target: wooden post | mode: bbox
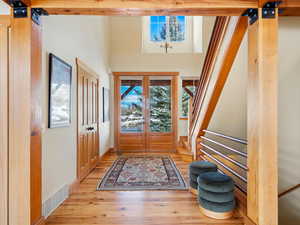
[9,8,44,225]
[247,8,278,225]
[0,15,11,225]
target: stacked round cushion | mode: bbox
[197,171,236,218]
[189,161,218,192]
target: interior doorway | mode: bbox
[76,59,100,181]
[114,72,179,153]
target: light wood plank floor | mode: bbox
[45,153,244,225]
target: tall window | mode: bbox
[150,16,186,43]
[181,80,199,117]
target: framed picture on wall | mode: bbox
[103,87,110,122]
[48,53,72,128]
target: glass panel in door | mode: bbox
[149,79,172,132]
[120,79,144,133]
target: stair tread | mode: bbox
[177,146,193,155]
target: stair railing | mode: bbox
[190,16,230,136]
[198,129,248,193]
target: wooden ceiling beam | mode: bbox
[280,0,300,16]
[30,0,257,16]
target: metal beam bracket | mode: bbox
[31,8,49,25]
[243,1,282,25]
[9,0,28,18]
[262,1,282,19]
[242,8,258,25]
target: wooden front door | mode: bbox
[114,73,178,153]
[77,59,99,181]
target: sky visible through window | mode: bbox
[150,16,185,42]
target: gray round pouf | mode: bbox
[189,161,218,175]
[190,180,198,190]
[198,197,236,213]
[198,187,234,203]
[197,172,234,193]
[189,173,199,182]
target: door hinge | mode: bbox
[243,1,282,25]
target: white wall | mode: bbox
[278,17,300,225]
[41,16,111,205]
[110,16,216,138]
[0,1,10,15]
[110,16,214,76]
[207,34,247,140]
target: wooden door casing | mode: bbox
[114,73,179,153]
[77,59,99,181]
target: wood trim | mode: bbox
[247,9,278,225]
[76,58,98,79]
[144,76,150,152]
[32,217,45,225]
[114,75,121,153]
[99,147,115,162]
[113,72,179,76]
[69,179,80,195]
[0,16,10,225]
[278,184,300,198]
[30,19,43,225]
[180,117,188,120]
[9,14,32,225]
[172,76,179,151]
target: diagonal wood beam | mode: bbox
[192,16,248,141]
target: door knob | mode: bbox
[86,127,94,131]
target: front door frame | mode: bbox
[113,72,179,153]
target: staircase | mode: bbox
[177,136,193,162]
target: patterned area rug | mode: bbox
[97,156,187,191]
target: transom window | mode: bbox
[142,16,202,54]
[150,16,186,43]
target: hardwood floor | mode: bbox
[45,153,244,225]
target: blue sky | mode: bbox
[150,16,185,42]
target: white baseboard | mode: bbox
[42,184,69,218]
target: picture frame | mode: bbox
[48,53,72,128]
[103,87,110,122]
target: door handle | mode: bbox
[86,127,94,131]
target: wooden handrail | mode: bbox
[278,184,300,198]
[203,130,247,145]
[191,17,229,120]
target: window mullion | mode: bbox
[166,16,170,43]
